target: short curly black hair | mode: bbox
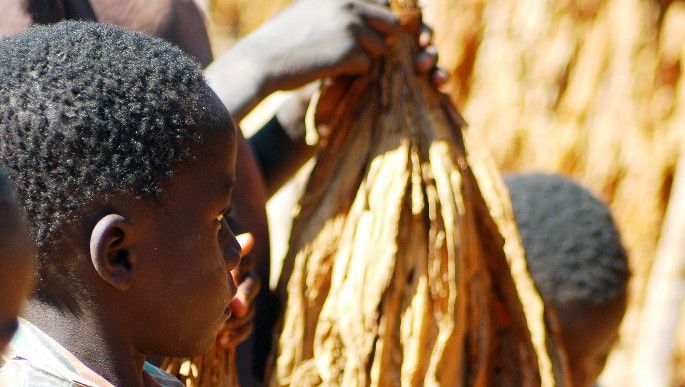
[0,21,228,303]
[505,173,629,307]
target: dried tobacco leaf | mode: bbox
[164,347,239,387]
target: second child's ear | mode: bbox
[89,214,137,291]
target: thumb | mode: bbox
[235,233,254,258]
[228,296,249,318]
[229,273,260,318]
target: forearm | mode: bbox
[203,0,398,122]
[204,38,271,122]
[206,49,314,196]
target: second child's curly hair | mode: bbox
[505,173,629,307]
[0,21,228,304]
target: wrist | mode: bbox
[204,42,270,121]
[233,26,287,95]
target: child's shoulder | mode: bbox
[0,318,183,387]
[0,318,100,386]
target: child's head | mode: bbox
[505,173,629,387]
[0,21,241,356]
[0,167,34,351]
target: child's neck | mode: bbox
[23,298,149,387]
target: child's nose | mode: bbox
[223,239,242,273]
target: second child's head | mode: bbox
[0,21,242,357]
[505,173,629,387]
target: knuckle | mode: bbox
[251,275,262,292]
[344,17,361,34]
[241,261,256,273]
[342,0,357,11]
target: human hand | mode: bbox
[415,24,450,86]
[207,0,447,121]
[216,233,261,348]
[237,0,402,92]
[228,232,256,285]
[269,21,449,141]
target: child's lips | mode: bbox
[223,276,238,319]
[227,256,240,273]
[225,246,241,273]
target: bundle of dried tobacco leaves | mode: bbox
[163,346,238,387]
[268,1,566,386]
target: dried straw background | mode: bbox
[204,0,685,385]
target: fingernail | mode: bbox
[235,233,252,246]
[229,297,248,318]
[235,233,254,255]
[434,69,450,85]
[419,32,430,47]
[419,34,430,47]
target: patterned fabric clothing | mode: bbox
[0,318,182,386]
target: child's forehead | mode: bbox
[0,200,26,234]
[161,132,235,202]
[195,111,237,159]
[0,220,33,266]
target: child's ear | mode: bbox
[89,214,136,291]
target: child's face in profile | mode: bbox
[0,202,34,351]
[556,295,627,387]
[120,118,242,357]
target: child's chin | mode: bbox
[168,336,217,358]
[160,312,227,357]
